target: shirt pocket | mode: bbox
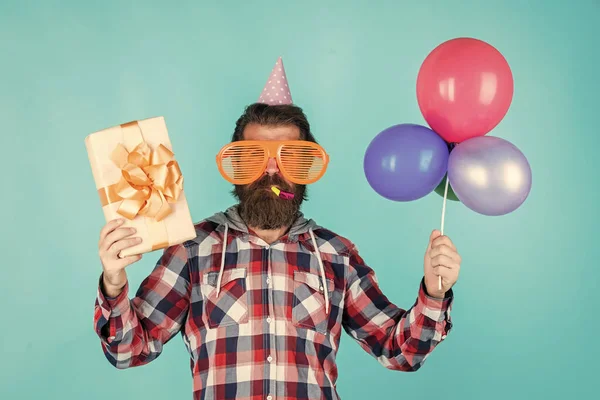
[201,267,249,328]
[292,270,334,335]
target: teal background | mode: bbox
[1,0,598,398]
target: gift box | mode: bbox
[85,117,196,257]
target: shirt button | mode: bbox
[267,356,273,363]
[267,396,272,400]
[319,286,324,292]
[266,277,271,285]
[266,317,272,324]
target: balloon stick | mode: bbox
[439,175,450,291]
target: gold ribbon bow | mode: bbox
[106,141,183,221]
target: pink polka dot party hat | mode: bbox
[258,57,293,105]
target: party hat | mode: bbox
[258,57,293,105]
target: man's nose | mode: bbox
[265,157,280,175]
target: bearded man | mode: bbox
[93,58,461,400]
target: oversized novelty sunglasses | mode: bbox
[216,140,329,185]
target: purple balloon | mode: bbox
[364,123,449,201]
[448,136,532,216]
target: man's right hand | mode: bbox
[99,218,143,298]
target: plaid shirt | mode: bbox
[94,206,453,400]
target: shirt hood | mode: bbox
[206,204,320,240]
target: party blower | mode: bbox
[364,38,532,291]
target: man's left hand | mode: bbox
[423,230,461,299]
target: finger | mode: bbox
[432,266,449,279]
[429,229,442,242]
[432,235,456,251]
[430,245,461,263]
[115,253,143,269]
[108,237,143,257]
[101,227,137,253]
[432,266,455,286]
[99,219,124,243]
[427,230,442,252]
[433,264,459,284]
[431,254,457,269]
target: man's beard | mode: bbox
[232,174,307,230]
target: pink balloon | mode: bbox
[416,38,514,143]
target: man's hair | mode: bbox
[231,103,318,143]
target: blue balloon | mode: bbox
[363,123,449,201]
